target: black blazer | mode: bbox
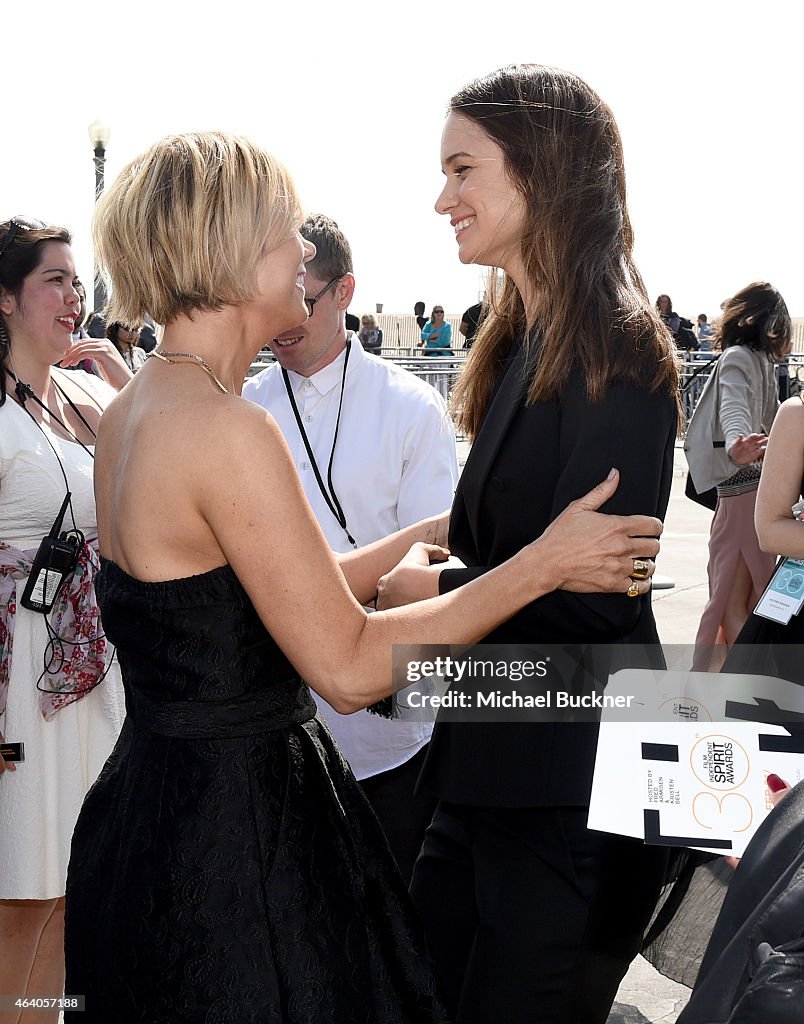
[420,342,677,806]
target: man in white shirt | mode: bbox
[243,214,458,882]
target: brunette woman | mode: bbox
[380,65,680,1024]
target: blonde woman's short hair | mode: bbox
[93,131,303,326]
[361,313,377,328]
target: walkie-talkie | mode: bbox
[20,493,82,613]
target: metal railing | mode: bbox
[247,349,469,436]
[382,353,467,403]
[679,352,803,430]
[249,348,803,440]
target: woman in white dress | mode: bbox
[0,217,131,1022]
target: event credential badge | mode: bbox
[753,557,804,625]
[588,669,804,858]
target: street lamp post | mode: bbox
[88,119,111,317]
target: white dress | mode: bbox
[0,378,125,899]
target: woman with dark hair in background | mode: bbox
[688,282,790,669]
[656,293,681,335]
[380,64,680,1023]
[0,217,128,1022]
[657,294,698,350]
[107,321,147,373]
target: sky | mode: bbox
[3,0,802,320]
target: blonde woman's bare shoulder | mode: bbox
[188,392,292,463]
[195,389,286,434]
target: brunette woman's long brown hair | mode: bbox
[449,65,679,439]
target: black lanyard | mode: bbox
[5,368,100,542]
[7,369,97,459]
[281,339,357,549]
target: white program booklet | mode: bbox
[588,669,804,857]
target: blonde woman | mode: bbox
[62,132,660,1022]
[357,311,383,355]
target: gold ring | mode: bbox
[626,581,640,598]
[632,559,650,580]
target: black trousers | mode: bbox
[360,744,437,885]
[410,801,668,1024]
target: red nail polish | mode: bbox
[767,773,788,794]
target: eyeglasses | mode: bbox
[0,216,46,259]
[304,277,341,316]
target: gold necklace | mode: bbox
[147,350,229,395]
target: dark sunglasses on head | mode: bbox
[0,216,47,259]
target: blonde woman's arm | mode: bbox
[199,405,659,714]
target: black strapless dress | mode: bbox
[65,563,448,1024]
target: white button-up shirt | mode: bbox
[243,339,458,778]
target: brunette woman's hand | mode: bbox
[376,543,450,610]
[536,469,661,596]
[60,339,134,391]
